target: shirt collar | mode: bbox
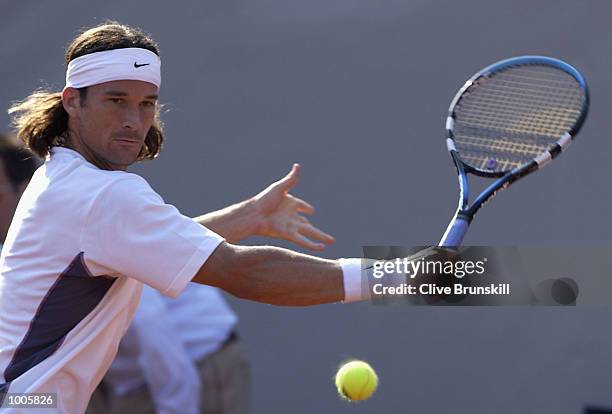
[49,146,90,163]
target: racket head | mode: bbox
[446,56,589,177]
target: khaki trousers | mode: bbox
[86,340,250,414]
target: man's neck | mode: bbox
[64,134,124,171]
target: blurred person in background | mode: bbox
[87,283,249,414]
[0,132,38,250]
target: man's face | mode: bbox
[64,80,159,170]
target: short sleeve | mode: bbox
[82,174,224,297]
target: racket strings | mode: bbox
[458,92,582,111]
[486,75,583,93]
[456,113,576,138]
[456,108,578,132]
[459,86,583,115]
[455,128,558,171]
[457,134,548,156]
[458,85,583,136]
[452,64,585,173]
[460,153,523,172]
[490,67,580,85]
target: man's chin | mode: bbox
[112,155,139,170]
[105,150,141,171]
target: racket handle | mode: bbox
[439,216,469,247]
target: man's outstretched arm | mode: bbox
[193,242,354,306]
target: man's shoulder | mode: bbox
[47,147,151,188]
[72,166,149,189]
[33,163,155,217]
[75,171,155,207]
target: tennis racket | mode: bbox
[439,56,589,247]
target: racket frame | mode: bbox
[439,56,589,247]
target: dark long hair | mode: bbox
[8,21,164,160]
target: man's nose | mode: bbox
[121,106,142,131]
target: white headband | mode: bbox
[64,47,161,90]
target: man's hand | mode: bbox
[252,164,334,251]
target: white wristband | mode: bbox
[339,258,366,303]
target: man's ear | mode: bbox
[61,88,81,117]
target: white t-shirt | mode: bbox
[0,147,224,414]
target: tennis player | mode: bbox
[0,21,366,413]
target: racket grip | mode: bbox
[439,216,469,247]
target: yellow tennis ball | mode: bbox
[335,360,378,402]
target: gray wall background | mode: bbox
[2,1,612,413]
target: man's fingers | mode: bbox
[298,222,335,244]
[289,195,315,215]
[289,232,326,251]
[275,163,300,192]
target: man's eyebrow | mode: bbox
[103,91,158,100]
[103,91,128,97]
